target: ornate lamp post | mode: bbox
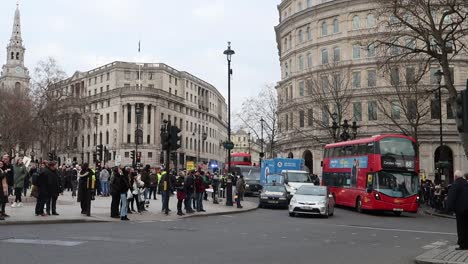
[223,42,235,206]
[260,117,265,164]
[434,69,445,179]
[331,112,359,142]
[135,104,143,169]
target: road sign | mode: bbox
[115,155,122,166]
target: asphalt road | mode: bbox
[0,201,456,264]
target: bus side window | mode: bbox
[367,143,375,154]
[357,145,366,155]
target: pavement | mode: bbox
[421,204,456,220]
[415,246,468,264]
[1,190,257,225]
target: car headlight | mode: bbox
[318,200,326,206]
[260,195,268,199]
[279,197,287,200]
[290,198,297,204]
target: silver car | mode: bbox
[288,185,335,218]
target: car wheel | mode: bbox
[259,204,263,209]
[356,197,363,213]
[289,212,295,217]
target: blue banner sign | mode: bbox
[329,156,368,169]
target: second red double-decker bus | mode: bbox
[227,152,252,168]
[322,134,419,215]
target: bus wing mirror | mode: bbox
[366,187,373,193]
[321,161,323,167]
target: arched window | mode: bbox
[298,55,304,71]
[321,49,329,64]
[106,131,109,145]
[352,16,360,30]
[367,14,376,28]
[15,82,20,91]
[333,19,340,33]
[298,30,303,43]
[16,52,19,60]
[321,22,328,36]
[285,62,289,77]
[307,27,312,40]
[307,53,312,68]
[11,52,14,60]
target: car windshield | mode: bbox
[264,186,285,192]
[286,172,311,183]
[296,186,327,196]
[240,167,260,180]
[374,171,419,198]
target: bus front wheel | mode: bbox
[356,197,363,213]
[393,211,402,216]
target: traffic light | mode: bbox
[96,144,103,161]
[170,125,182,151]
[92,152,97,163]
[130,150,136,164]
[48,152,53,161]
[170,152,177,161]
[456,90,468,133]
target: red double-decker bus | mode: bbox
[226,152,252,169]
[322,134,419,215]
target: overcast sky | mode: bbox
[0,0,281,113]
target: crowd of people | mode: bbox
[0,153,247,221]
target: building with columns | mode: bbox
[0,4,30,92]
[52,61,228,168]
[275,0,468,182]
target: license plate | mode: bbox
[268,200,278,204]
[246,184,250,187]
[303,206,313,210]
[393,208,403,212]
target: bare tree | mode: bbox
[371,63,434,153]
[236,84,278,158]
[30,57,68,158]
[372,0,468,157]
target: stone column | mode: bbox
[122,104,127,144]
[131,103,136,144]
[142,104,147,146]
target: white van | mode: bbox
[281,170,315,194]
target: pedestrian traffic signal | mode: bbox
[456,90,468,133]
[170,152,177,161]
[161,130,170,150]
[92,152,97,163]
[96,144,103,161]
[48,152,54,161]
[130,150,136,163]
[170,125,182,151]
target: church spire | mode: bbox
[9,1,23,47]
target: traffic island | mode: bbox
[415,245,468,264]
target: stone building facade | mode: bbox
[275,0,468,181]
[53,61,228,168]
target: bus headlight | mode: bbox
[374,193,381,200]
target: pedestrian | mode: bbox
[236,174,246,209]
[12,157,28,208]
[149,168,158,200]
[70,165,78,197]
[109,166,122,218]
[212,172,220,204]
[195,172,206,212]
[77,163,94,216]
[184,170,195,214]
[175,171,186,216]
[2,154,14,197]
[141,165,151,205]
[159,170,173,215]
[120,166,131,221]
[0,161,7,220]
[27,163,37,197]
[448,170,468,250]
[99,165,110,197]
[35,161,49,217]
[45,161,61,216]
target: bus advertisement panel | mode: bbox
[322,134,419,215]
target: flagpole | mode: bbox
[138,41,141,89]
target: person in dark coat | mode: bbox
[159,171,173,215]
[2,154,14,197]
[448,170,468,250]
[184,171,195,214]
[0,161,7,220]
[45,161,61,215]
[175,172,186,216]
[110,166,122,218]
[78,163,94,216]
[35,161,50,216]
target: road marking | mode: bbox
[2,239,84,247]
[336,225,456,236]
[221,215,233,218]
[69,236,144,244]
[422,241,449,250]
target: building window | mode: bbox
[307,0,312,7]
[106,113,110,125]
[367,44,376,57]
[298,55,304,71]
[285,62,289,77]
[124,71,130,80]
[307,53,312,68]
[127,104,132,123]
[391,101,401,119]
[367,14,376,27]
[353,102,362,121]
[321,22,328,36]
[447,102,454,119]
[127,134,131,143]
[390,67,400,86]
[407,99,417,120]
[352,15,360,30]
[147,135,151,144]
[308,109,313,126]
[114,112,117,123]
[368,101,378,121]
[367,70,376,87]
[333,47,341,62]
[299,81,305,96]
[285,114,289,131]
[298,30,303,44]
[106,72,110,81]
[352,45,361,59]
[124,152,129,158]
[352,72,361,89]
[431,100,441,119]
[333,19,339,33]
[147,105,152,124]
[322,105,329,126]
[106,131,109,144]
[299,110,305,128]
[307,27,312,40]
[321,49,329,64]
[148,152,153,158]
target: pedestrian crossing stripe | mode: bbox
[1,239,84,247]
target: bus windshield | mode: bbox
[231,156,251,163]
[379,137,415,156]
[374,171,418,198]
[286,172,312,183]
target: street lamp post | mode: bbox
[434,69,444,178]
[135,104,143,169]
[247,132,251,154]
[260,117,265,164]
[94,113,99,167]
[193,126,207,166]
[223,41,235,206]
[331,112,359,142]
